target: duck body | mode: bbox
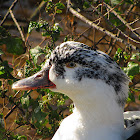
[52,107,124,140]
[12,41,140,140]
[52,79,125,140]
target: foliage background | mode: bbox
[0,0,140,139]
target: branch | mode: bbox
[4,90,31,120]
[29,1,47,21]
[67,2,138,51]
[9,10,25,42]
[104,2,140,41]
[125,0,137,17]
[4,103,20,120]
[92,0,124,24]
[0,0,18,26]
[84,0,140,45]
[128,18,140,26]
[133,27,140,32]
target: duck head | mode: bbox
[12,41,129,107]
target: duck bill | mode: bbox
[12,67,56,90]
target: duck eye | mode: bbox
[66,62,76,68]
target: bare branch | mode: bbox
[29,1,47,21]
[133,27,140,31]
[67,2,138,51]
[93,0,124,23]
[9,10,25,42]
[125,0,137,17]
[104,2,140,40]
[0,0,18,26]
[128,18,140,26]
[85,0,140,45]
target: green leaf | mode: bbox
[38,20,49,29]
[0,113,4,128]
[108,13,123,27]
[32,106,47,129]
[0,26,25,55]
[114,48,123,62]
[21,95,30,109]
[104,0,110,3]
[55,2,65,9]
[17,135,27,140]
[83,1,90,9]
[0,49,4,55]
[30,46,45,64]
[0,66,5,75]
[56,9,62,14]
[130,53,140,61]
[127,92,135,102]
[8,80,12,85]
[124,62,139,76]
[28,21,38,34]
[124,0,133,4]
[64,36,68,42]
[0,26,10,38]
[42,31,50,37]
[0,37,25,55]
[139,95,140,100]
[0,61,13,79]
[111,0,122,5]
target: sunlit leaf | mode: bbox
[0,49,4,55]
[124,62,139,76]
[0,61,13,79]
[127,92,135,102]
[56,9,62,13]
[21,95,30,109]
[55,2,65,9]
[30,46,45,64]
[28,21,38,34]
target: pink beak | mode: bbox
[12,67,56,90]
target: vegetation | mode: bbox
[0,0,139,139]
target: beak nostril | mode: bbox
[35,74,42,78]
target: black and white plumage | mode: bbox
[48,41,128,106]
[12,41,140,140]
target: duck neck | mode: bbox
[73,98,124,127]
[70,81,125,134]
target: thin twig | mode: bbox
[67,2,137,51]
[104,2,140,40]
[125,0,137,17]
[4,91,31,120]
[0,0,18,26]
[74,27,92,41]
[93,0,124,23]
[29,1,47,21]
[133,27,140,31]
[85,0,124,30]
[9,9,25,42]
[93,28,96,49]
[85,0,140,44]
[107,38,114,54]
[4,103,20,120]
[95,1,139,50]
[128,18,139,26]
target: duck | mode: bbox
[12,41,140,140]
